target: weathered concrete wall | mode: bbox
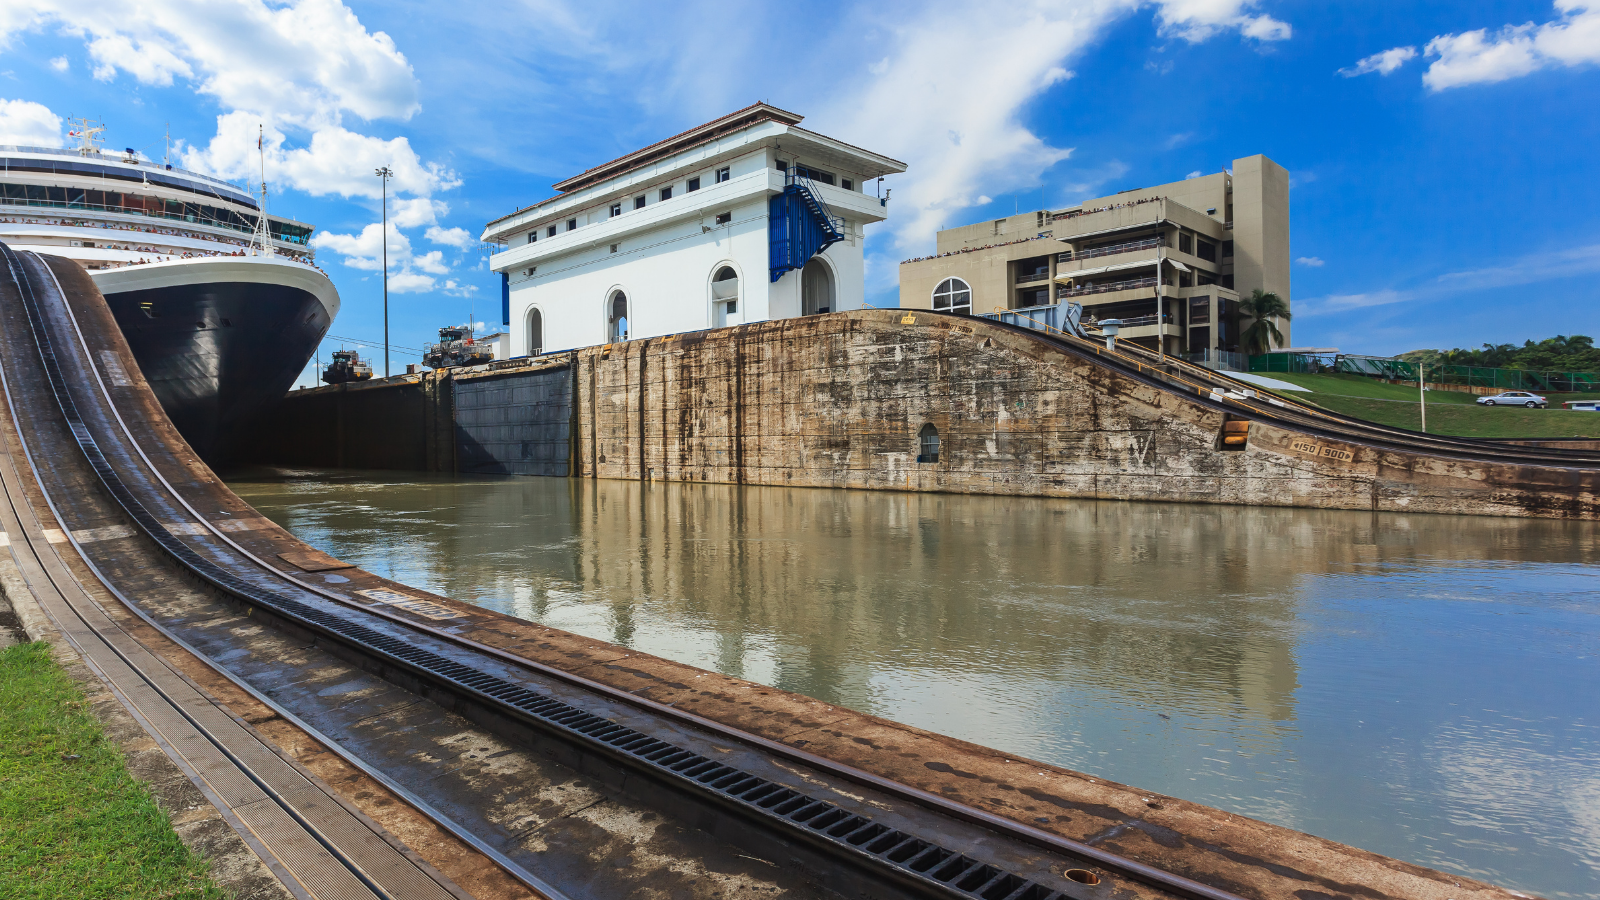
[243,371,452,471]
[249,310,1600,518]
[453,360,575,477]
[569,309,1599,518]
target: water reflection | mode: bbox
[227,469,1600,899]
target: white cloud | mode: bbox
[1154,0,1291,43]
[2,1,449,198]
[1,0,418,125]
[815,0,1290,253]
[184,112,456,201]
[426,226,474,249]
[1185,170,1203,179]
[1423,1,1600,91]
[1340,45,1417,77]
[412,249,449,275]
[311,221,406,272]
[387,271,435,293]
[0,97,60,145]
[312,220,460,292]
[1298,241,1600,316]
[1164,131,1194,149]
[87,32,192,84]
[48,55,67,71]
[1296,256,1325,266]
[441,279,478,297]
[390,197,448,228]
[814,1,1121,251]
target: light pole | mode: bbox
[1418,360,1427,433]
[375,166,393,377]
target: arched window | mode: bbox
[917,424,940,463]
[932,278,972,315]
[608,290,629,342]
[712,266,739,327]
[527,308,543,357]
[801,258,834,316]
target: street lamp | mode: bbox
[375,165,393,377]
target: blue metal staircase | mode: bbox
[768,168,844,283]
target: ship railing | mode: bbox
[0,196,310,246]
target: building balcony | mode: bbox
[1058,236,1164,263]
[1014,269,1051,284]
[1059,275,1157,297]
[1122,324,1183,342]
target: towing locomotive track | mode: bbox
[0,246,1220,900]
[0,242,1547,900]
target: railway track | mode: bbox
[0,246,1287,898]
[986,312,1600,469]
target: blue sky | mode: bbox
[1,0,1597,381]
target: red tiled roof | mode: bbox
[552,102,803,193]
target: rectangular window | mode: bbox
[610,202,622,217]
[566,218,577,231]
[794,165,835,185]
[1198,272,1217,286]
[1221,240,1234,258]
[1189,297,1210,324]
[687,176,700,192]
[1196,239,1216,262]
[715,211,731,225]
[527,232,537,244]
[1179,233,1192,254]
[634,195,646,210]
[716,166,730,183]
[1221,274,1234,289]
[841,178,853,191]
[1188,326,1211,354]
[547,225,556,237]
[726,300,737,313]
[609,243,619,253]
[776,158,788,172]
[659,187,672,201]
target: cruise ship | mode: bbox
[0,122,339,463]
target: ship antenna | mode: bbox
[251,124,272,257]
[67,117,106,156]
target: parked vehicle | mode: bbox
[1476,391,1547,408]
[1562,400,1600,411]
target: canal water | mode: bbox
[227,468,1600,899]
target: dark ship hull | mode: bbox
[93,257,338,464]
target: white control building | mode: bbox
[482,104,905,357]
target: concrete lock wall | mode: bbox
[248,310,1599,518]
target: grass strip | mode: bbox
[0,641,224,900]
[1249,373,1600,439]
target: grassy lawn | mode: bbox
[0,642,223,900]
[1245,372,1600,439]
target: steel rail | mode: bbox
[5,246,566,900]
[16,248,1259,900]
[0,247,460,900]
[969,308,1600,469]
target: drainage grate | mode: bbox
[6,244,1080,900]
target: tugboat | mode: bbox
[422,325,493,370]
[321,349,373,384]
[0,119,339,463]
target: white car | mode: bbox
[1476,391,1547,408]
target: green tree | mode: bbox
[1238,289,1291,356]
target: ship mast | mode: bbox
[251,124,272,256]
[66,118,105,156]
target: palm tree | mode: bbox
[1238,289,1291,356]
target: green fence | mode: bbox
[1249,353,1319,374]
[1248,354,1600,392]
